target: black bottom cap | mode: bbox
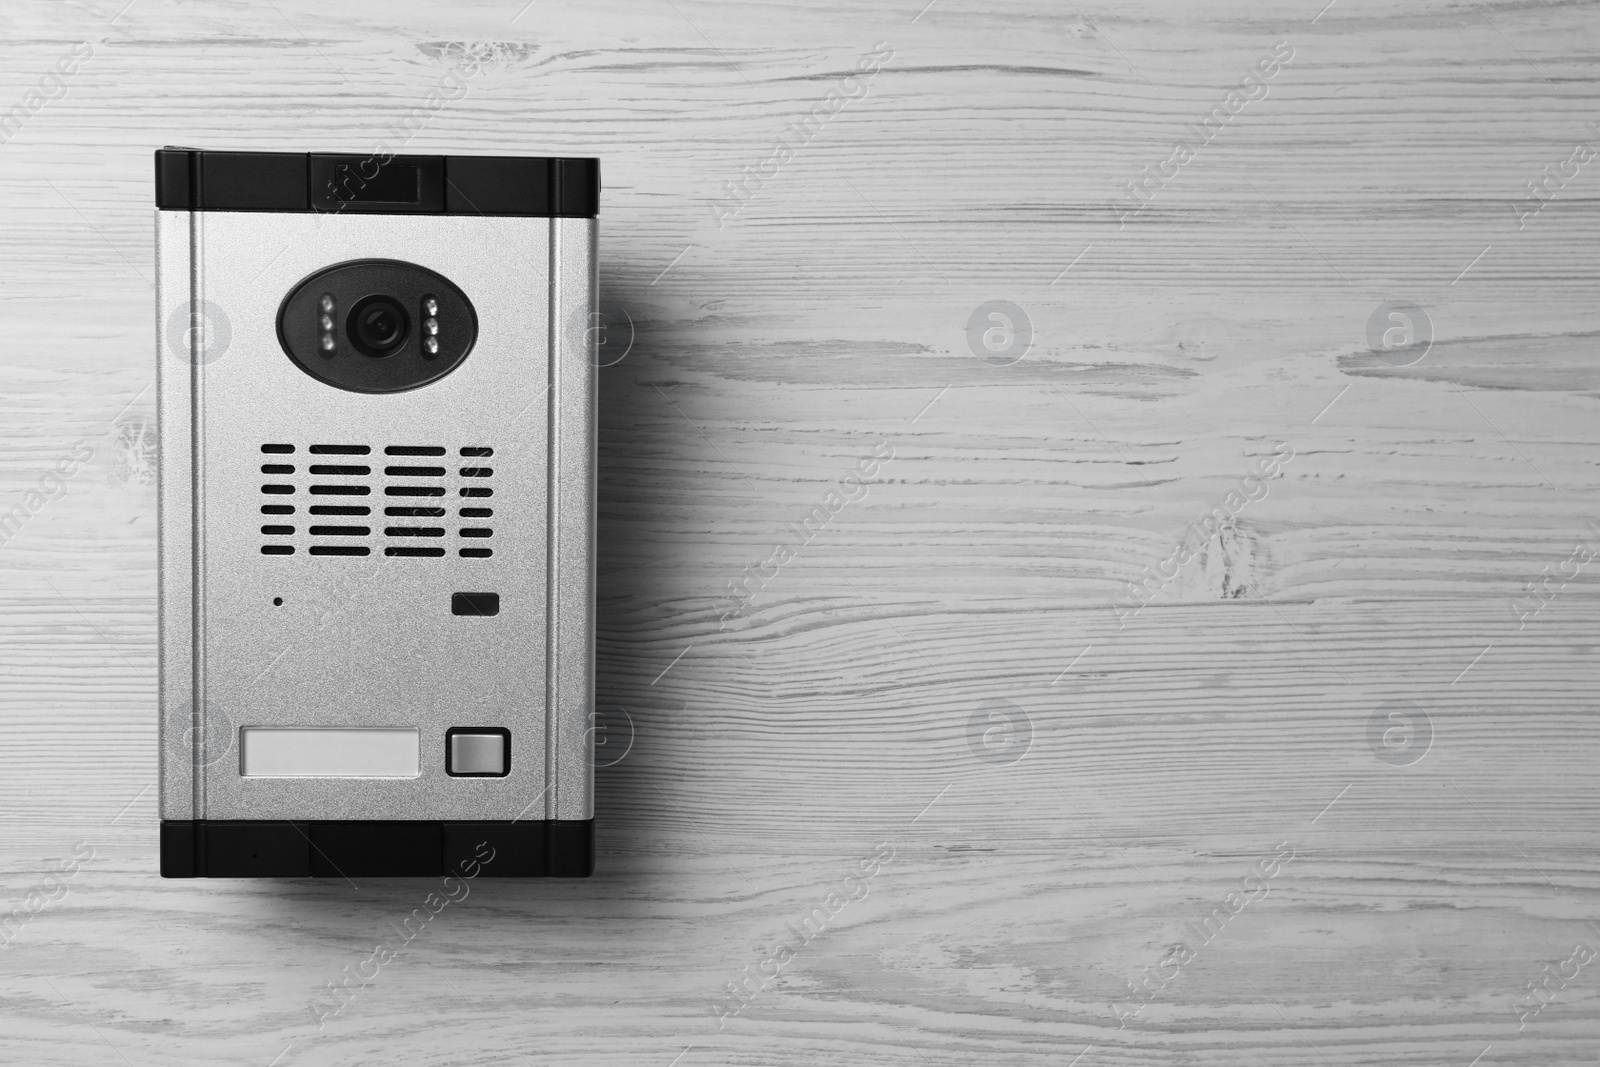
[160,820,593,878]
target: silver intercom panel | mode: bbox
[156,149,597,877]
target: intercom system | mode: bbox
[156,149,598,877]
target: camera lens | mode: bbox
[347,296,410,357]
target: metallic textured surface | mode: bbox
[158,209,595,823]
[548,217,598,821]
[155,209,195,821]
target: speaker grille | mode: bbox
[258,444,495,558]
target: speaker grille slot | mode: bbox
[259,443,496,558]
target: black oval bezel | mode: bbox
[276,258,478,394]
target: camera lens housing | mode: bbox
[348,296,410,357]
[277,259,477,393]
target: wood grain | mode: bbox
[1,0,1598,1063]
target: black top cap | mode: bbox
[154,148,600,217]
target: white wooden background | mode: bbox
[1,0,1598,1063]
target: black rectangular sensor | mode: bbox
[308,154,444,212]
[345,163,419,203]
[452,592,499,617]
